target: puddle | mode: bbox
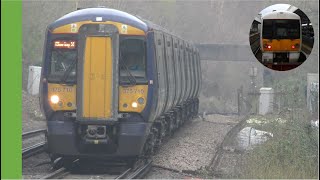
[235,126,273,151]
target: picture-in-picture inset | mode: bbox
[249,4,314,71]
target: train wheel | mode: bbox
[168,115,175,137]
[154,122,163,150]
[174,111,179,130]
[181,107,186,124]
[143,127,157,157]
[196,101,199,116]
[127,158,138,169]
[176,110,182,129]
[193,102,197,118]
[49,153,58,163]
[51,156,75,169]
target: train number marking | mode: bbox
[89,73,108,80]
[123,89,144,94]
[51,87,73,92]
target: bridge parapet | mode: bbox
[196,44,256,62]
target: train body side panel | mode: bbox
[179,40,186,104]
[140,31,157,122]
[153,31,167,117]
[182,42,188,102]
[191,49,196,98]
[164,34,175,111]
[192,50,198,99]
[185,44,191,100]
[172,37,181,107]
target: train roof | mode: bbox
[262,10,300,20]
[48,7,196,49]
[48,8,148,32]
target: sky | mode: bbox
[259,4,292,16]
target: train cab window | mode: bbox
[262,20,273,39]
[119,36,146,83]
[263,19,300,39]
[49,40,77,82]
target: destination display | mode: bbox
[53,40,76,49]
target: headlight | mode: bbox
[50,95,59,104]
[132,102,138,108]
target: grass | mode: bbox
[240,113,319,179]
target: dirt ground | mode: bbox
[22,90,46,133]
[22,114,245,179]
[146,114,244,179]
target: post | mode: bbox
[259,87,274,115]
[237,86,243,116]
[27,66,42,95]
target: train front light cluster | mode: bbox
[132,97,145,108]
[132,102,138,108]
[263,44,272,50]
[291,44,300,49]
[50,95,60,104]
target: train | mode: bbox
[260,10,302,64]
[40,7,201,165]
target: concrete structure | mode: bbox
[27,66,42,95]
[259,87,274,115]
[196,44,255,62]
[307,73,319,114]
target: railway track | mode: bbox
[22,129,47,159]
[22,141,46,159]
[41,159,152,179]
[42,166,71,179]
[249,33,261,57]
[23,128,46,139]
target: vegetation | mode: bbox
[240,74,319,179]
[241,115,318,179]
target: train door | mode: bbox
[173,38,181,107]
[182,42,189,102]
[164,34,175,111]
[154,31,167,117]
[77,24,119,121]
[178,40,185,104]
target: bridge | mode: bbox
[196,44,256,62]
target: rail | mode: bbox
[41,159,152,179]
[22,128,46,139]
[22,141,46,159]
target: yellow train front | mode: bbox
[40,7,201,163]
[260,11,302,67]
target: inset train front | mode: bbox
[40,7,201,163]
[260,11,301,66]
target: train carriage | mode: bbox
[40,7,201,164]
[260,10,302,64]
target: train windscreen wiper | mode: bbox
[60,58,77,84]
[119,55,137,86]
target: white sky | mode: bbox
[259,4,291,16]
